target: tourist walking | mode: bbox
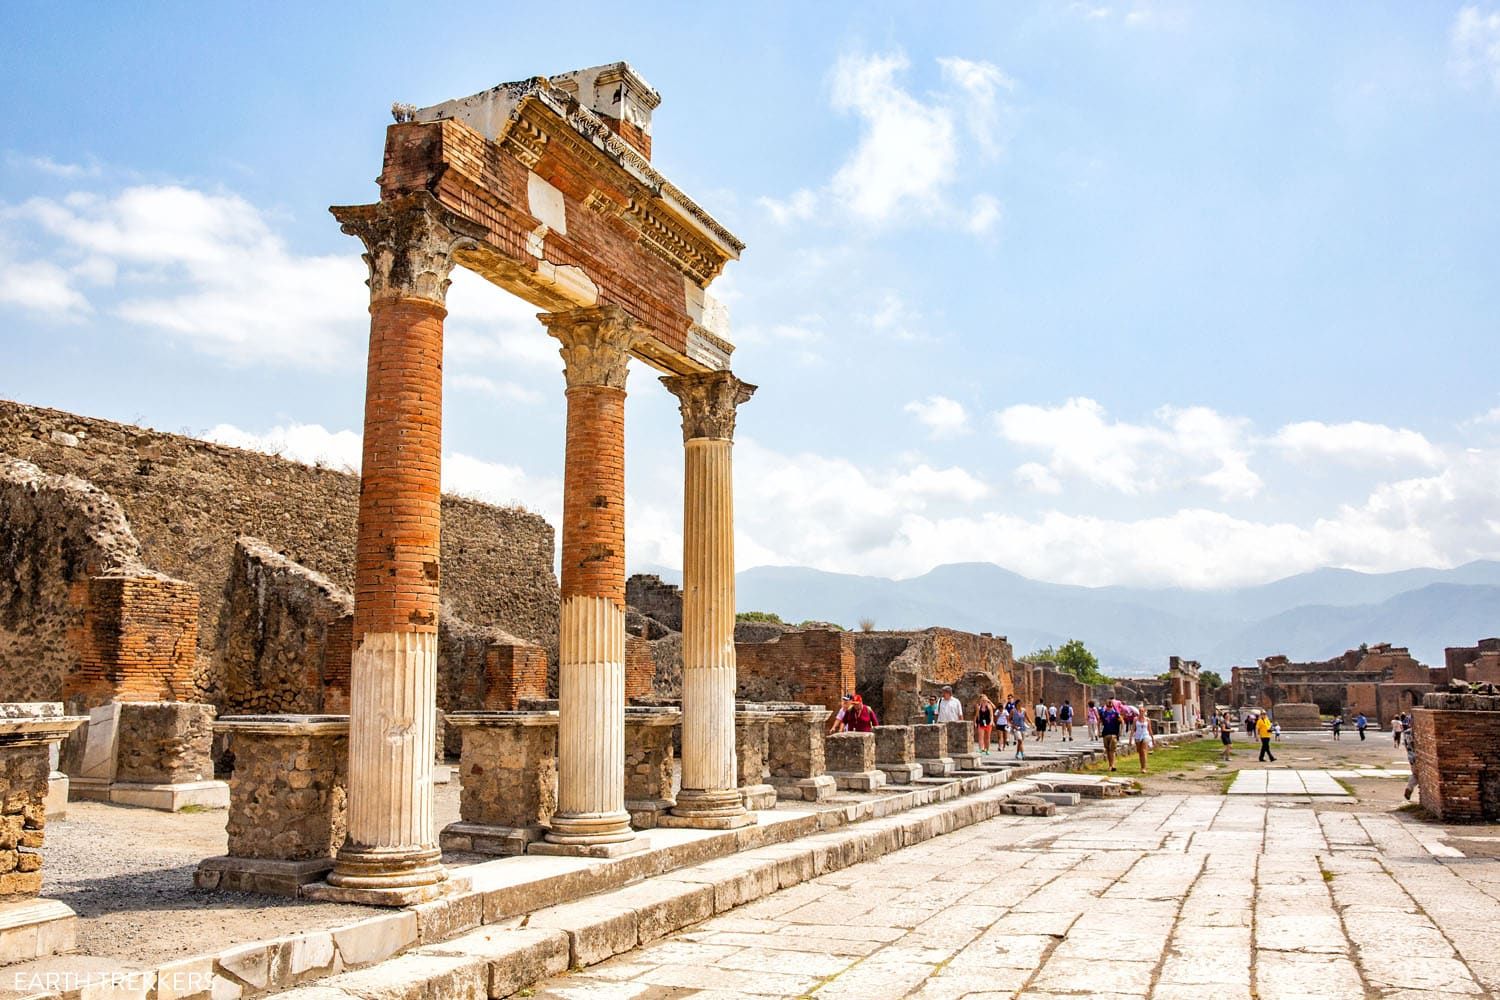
[829,693,854,734]
[1391,715,1403,747]
[1086,700,1099,740]
[1331,715,1342,740]
[996,701,1010,750]
[922,693,939,724]
[1010,702,1028,760]
[1132,708,1152,772]
[1402,712,1419,801]
[1356,713,1368,740]
[974,694,995,754]
[845,695,878,732]
[935,686,963,723]
[1099,699,1123,771]
[1059,700,1074,741]
[1219,713,1234,760]
[1034,700,1048,742]
[1256,711,1276,762]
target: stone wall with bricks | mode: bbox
[625,574,683,632]
[1228,644,1433,719]
[1413,692,1500,822]
[114,701,216,783]
[737,629,855,711]
[1445,639,1500,685]
[0,399,560,703]
[858,628,1016,724]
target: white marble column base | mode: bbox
[0,899,76,965]
[830,770,888,792]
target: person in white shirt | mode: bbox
[1035,701,1049,741]
[935,686,963,723]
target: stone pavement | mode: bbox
[1227,769,1351,796]
[528,792,1500,999]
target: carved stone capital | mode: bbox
[661,371,756,441]
[331,193,485,306]
[540,305,641,390]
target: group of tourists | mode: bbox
[930,688,1036,760]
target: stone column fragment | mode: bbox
[734,706,777,810]
[532,306,644,858]
[660,372,756,830]
[766,705,836,802]
[825,732,887,792]
[318,194,483,904]
[944,719,983,771]
[624,707,680,828]
[874,725,923,785]
[440,711,557,856]
[913,723,955,777]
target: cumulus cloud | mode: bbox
[904,395,969,437]
[994,397,1261,500]
[1272,420,1442,469]
[760,50,1008,232]
[0,258,91,315]
[1452,5,1500,93]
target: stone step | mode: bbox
[1034,791,1082,806]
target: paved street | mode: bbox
[531,783,1500,999]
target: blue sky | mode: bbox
[3,1,1499,588]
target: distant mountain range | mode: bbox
[638,560,1500,674]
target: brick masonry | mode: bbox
[1413,694,1500,822]
[737,630,855,711]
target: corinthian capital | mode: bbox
[661,371,756,441]
[540,305,641,389]
[331,193,484,306]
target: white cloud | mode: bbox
[0,258,90,315]
[8,154,103,179]
[205,422,363,472]
[891,463,989,503]
[451,373,544,404]
[1015,462,1063,495]
[1452,5,1500,93]
[760,51,1007,233]
[994,397,1261,500]
[1272,420,1442,469]
[904,395,969,437]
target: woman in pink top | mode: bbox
[1085,701,1100,740]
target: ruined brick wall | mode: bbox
[437,615,548,755]
[1446,639,1500,683]
[1413,695,1500,822]
[861,628,1016,724]
[0,399,560,700]
[1,456,197,706]
[625,574,682,632]
[217,537,353,715]
[736,629,855,711]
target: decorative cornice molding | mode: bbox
[540,305,642,390]
[661,371,756,441]
[330,193,486,306]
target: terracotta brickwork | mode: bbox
[1413,697,1500,822]
[560,386,627,606]
[65,575,199,708]
[624,635,655,702]
[482,643,549,711]
[736,629,856,711]
[354,297,445,638]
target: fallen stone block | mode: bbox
[1034,791,1081,806]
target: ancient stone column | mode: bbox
[534,306,643,856]
[660,372,756,829]
[320,194,480,903]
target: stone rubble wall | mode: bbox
[223,731,349,861]
[0,399,561,703]
[114,701,217,784]
[0,743,48,899]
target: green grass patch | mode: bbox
[1087,738,1227,778]
[177,803,217,814]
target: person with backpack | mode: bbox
[1099,700,1123,771]
[1059,700,1074,741]
[1034,699,1048,742]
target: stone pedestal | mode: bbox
[3,706,71,819]
[825,732,887,792]
[734,707,777,810]
[624,707,680,829]
[874,725,923,785]
[945,720,982,770]
[1413,693,1500,822]
[69,700,228,810]
[0,710,85,963]
[440,712,558,855]
[195,716,349,896]
[661,372,756,832]
[765,705,836,802]
[914,724,955,777]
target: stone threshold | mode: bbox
[5,732,1200,1000]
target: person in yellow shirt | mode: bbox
[1256,712,1276,762]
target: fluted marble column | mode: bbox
[319,194,481,904]
[533,305,644,856]
[661,372,757,828]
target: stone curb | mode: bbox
[22,731,1201,1000]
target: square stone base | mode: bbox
[918,758,956,777]
[626,798,675,830]
[194,856,333,896]
[45,772,68,820]
[0,899,77,965]
[302,875,470,906]
[528,836,649,859]
[771,775,837,802]
[740,784,778,811]
[952,753,984,770]
[831,770,888,792]
[878,763,924,785]
[109,779,228,812]
[67,775,111,802]
[440,821,544,857]
[657,809,756,831]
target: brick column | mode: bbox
[660,372,756,829]
[533,306,644,856]
[320,194,480,904]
